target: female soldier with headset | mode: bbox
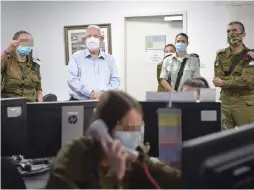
[1,31,43,102]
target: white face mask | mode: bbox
[86,37,100,51]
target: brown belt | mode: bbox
[221,89,254,97]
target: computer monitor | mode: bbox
[182,123,254,189]
[157,108,182,168]
[139,101,168,157]
[1,98,27,156]
[26,101,97,158]
[172,101,221,141]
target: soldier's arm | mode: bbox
[222,53,254,88]
[1,52,9,73]
[36,71,43,102]
[160,58,174,92]
[46,139,90,189]
[190,54,200,78]
[157,63,162,82]
[32,60,43,102]
[214,50,226,78]
[146,159,181,189]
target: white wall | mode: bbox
[1,1,252,101]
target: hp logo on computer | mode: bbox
[68,115,78,124]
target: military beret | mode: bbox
[243,51,254,61]
[216,48,226,55]
[190,53,199,58]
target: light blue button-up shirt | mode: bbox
[67,49,120,100]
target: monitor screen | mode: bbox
[182,123,254,189]
[157,108,182,168]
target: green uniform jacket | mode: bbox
[214,46,254,95]
[46,137,181,189]
[1,56,42,102]
[157,61,167,92]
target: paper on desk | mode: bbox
[200,88,217,102]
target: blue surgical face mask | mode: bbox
[17,47,32,56]
[175,42,187,52]
[114,131,143,150]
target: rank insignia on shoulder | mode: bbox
[190,53,199,58]
[243,54,252,61]
[33,59,41,65]
[214,60,220,67]
[248,61,254,66]
[216,48,226,55]
[32,60,41,71]
[246,51,254,59]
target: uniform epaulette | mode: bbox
[33,58,41,66]
[216,48,226,55]
[243,50,254,61]
[190,53,199,58]
[246,50,254,59]
[164,53,174,59]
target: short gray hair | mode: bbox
[86,25,102,35]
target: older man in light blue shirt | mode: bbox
[68,25,120,100]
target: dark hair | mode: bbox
[183,77,209,88]
[175,33,189,42]
[91,91,142,134]
[164,44,176,51]
[12,30,31,41]
[228,21,245,33]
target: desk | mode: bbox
[23,172,49,189]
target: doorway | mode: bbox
[124,12,187,100]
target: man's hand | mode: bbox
[170,89,177,93]
[90,91,101,100]
[213,77,224,87]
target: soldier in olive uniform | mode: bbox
[160,33,200,92]
[213,21,254,130]
[157,44,176,92]
[46,91,180,189]
[1,31,43,102]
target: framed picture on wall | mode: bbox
[64,23,112,65]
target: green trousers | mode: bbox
[221,94,254,130]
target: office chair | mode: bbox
[43,94,57,102]
[1,157,26,189]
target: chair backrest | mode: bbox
[1,157,27,189]
[43,94,57,102]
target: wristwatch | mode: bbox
[4,50,10,56]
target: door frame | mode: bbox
[123,10,187,91]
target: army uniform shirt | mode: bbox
[160,53,200,91]
[1,56,42,102]
[157,61,167,92]
[214,46,254,129]
[214,46,254,92]
[46,137,181,189]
